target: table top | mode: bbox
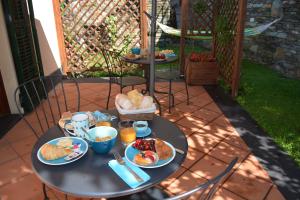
[123,56,178,65]
[31,110,188,198]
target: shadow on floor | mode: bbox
[0,114,21,139]
[205,85,300,200]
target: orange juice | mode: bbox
[120,127,136,145]
[96,121,111,127]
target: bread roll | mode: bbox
[117,94,134,110]
[140,96,153,109]
[127,89,143,108]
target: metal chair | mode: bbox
[155,62,190,113]
[111,157,237,200]
[14,75,80,200]
[101,48,147,109]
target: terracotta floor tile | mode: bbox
[223,169,272,200]
[4,121,34,143]
[0,138,9,147]
[173,102,200,114]
[204,102,223,114]
[238,154,272,183]
[0,158,33,187]
[21,152,33,168]
[10,135,37,156]
[174,91,188,102]
[80,102,103,112]
[212,115,235,131]
[0,174,44,200]
[192,108,221,123]
[182,86,206,97]
[162,110,185,122]
[265,185,286,200]
[178,125,199,136]
[212,187,246,200]
[190,155,228,179]
[223,134,249,151]
[160,167,186,188]
[166,170,206,195]
[0,145,18,164]
[187,133,221,153]
[182,148,205,169]
[208,142,250,164]
[176,116,207,130]
[198,125,232,140]
[189,93,213,108]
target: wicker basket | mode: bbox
[115,97,156,121]
[186,57,219,85]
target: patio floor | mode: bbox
[0,81,285,200]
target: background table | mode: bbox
[123,56,178,92]
[31,110,188,198]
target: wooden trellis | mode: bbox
[53,0,148,73]
[180,0,247,96]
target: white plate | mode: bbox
[125,138,176,169]
[37,137,88,165]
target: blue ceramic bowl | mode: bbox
[131,47,141,55]
[86,127,118,154]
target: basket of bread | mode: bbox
[115,89,156,120]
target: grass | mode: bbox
[237,60,300,166]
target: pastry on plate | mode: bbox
[134,150,158,166]
[61,111,72,121]
[57,138,73,148]
[155,139,173,160]
[40,144,72,160]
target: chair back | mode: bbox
[165,157,238,200]
[101,48,123,76]
[14,76,80,138]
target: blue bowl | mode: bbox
[131,47,141,55]
[86,127,118,154]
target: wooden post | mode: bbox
[52,0,68,74]
[140,0,148,49]
[179,0,188,74]
[231,0,247,97]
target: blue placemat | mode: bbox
[108,157,150,188]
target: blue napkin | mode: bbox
[108,157,150,188]
[92,111,108,121]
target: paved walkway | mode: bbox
[0,82,285,200]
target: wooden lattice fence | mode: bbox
[54,0,147,73]
[180,0,247,96]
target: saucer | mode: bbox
[136,127,151,138]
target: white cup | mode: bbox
[71,113,89,137]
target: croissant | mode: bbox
[155,139,173,160]
[40,144,72,160]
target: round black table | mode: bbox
[31,110,188,198]
[123,56,178,90]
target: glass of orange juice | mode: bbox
[118,120,136,146]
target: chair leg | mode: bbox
[168,80,172,113]
[184,78,190,105]
[106,82,112,110]
[42,183,49,200]
[153,95,162,116]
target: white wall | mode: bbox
[32,0,62,75]
[0,2,20,114]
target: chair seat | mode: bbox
[156,70,182,80]
[113,76,147,86]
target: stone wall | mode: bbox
[244,0,300,78]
